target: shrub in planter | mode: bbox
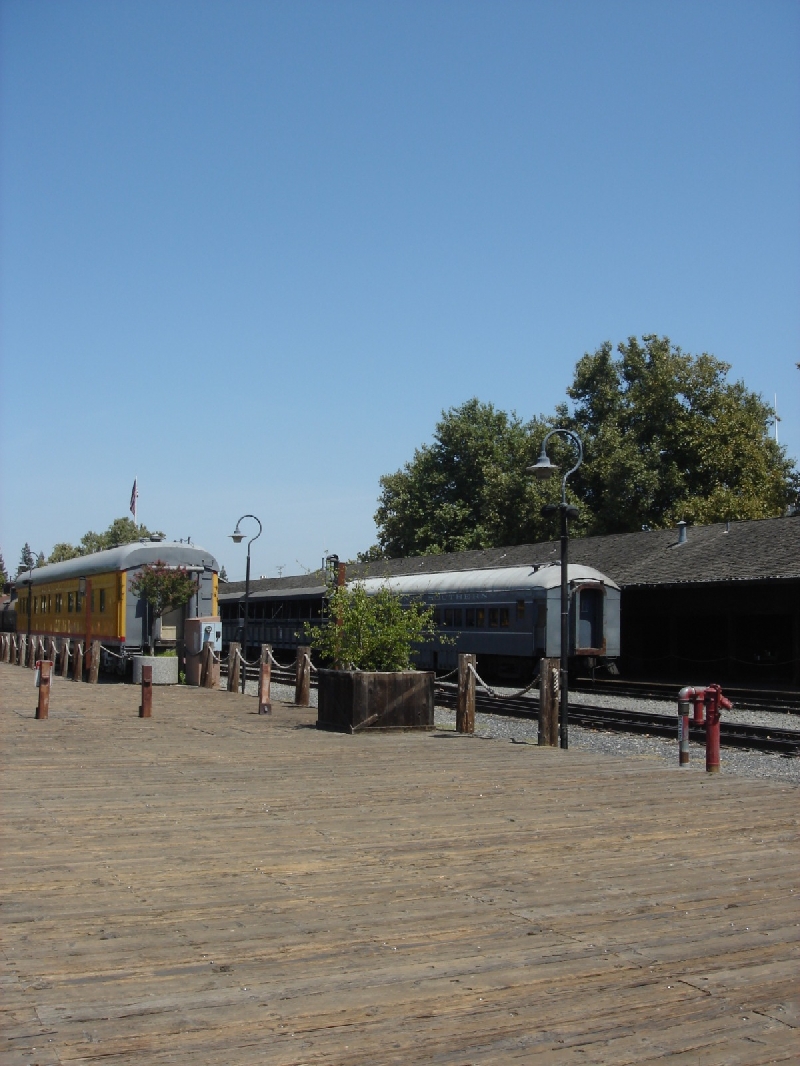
[306,582,439,733]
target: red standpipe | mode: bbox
[704,684,732,773]
[677,687,694,766]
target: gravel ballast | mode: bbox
[253,679,799,784]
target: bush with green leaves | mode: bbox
[130,561,197,654]
[304,582,438,672]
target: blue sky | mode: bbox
[2,0,798,580]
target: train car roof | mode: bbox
[356,564,618,595]
[12,542,219,588]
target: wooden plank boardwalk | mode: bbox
[1,662,798,1065]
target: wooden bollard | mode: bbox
[538,657,559,746]
[88,639,101,684]
[294,645,311,706]
[456,653,476,733]
[17,634,26,668]
[60,639,70,678]
[1,634,7,663]
[36,660,52,720]
[227,642,241,693]
[139,664,152,717]
[13,635,21,665]
[258,644,272,714]
[72,641,83,682]
[28,636,38,669]
[200,640,218,689]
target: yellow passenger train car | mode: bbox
[13,538,219,672]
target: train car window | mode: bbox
[489,608,499,627]
[452,609,462,627]
[47,595,52,613]
[99,589,106,613]
[248,603,257,619]
[68,593,74,613]
[55,594,62,613]
[500,607,510,628]
[433,608,441,625]
[516,600,525,620]
[444,608,454,627]
[476,607,485,627]
[465,608,475,627]
[33,596,38,614]
[578,588,603,649]
[75,592,82,613]
[90,591,95,612]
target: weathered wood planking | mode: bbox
[1,661,798,1065]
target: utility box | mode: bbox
[184,616,222,686]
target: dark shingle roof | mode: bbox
[219,516,800,597]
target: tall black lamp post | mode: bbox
[528,429,583,750]
[230,514,262,693]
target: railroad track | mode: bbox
[222,666,800,755]
[433,685,800,756]
[571,678,800,714]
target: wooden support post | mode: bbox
[60,639,70,678]
[88,639,101,684]
[538,657,559,746]
[36,660,52,720]
[200,640,218,689]
[456,653,476,734]
[295,645,311,707]
[139,664,152,718]
[13,635,21,665]
[72,641,83,682]
[228,643,241,693]
[50,639,58,666]
[1,634,8,663]
[28,636,38,669]
[258,644,272,715]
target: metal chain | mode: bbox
[468,662,539,700]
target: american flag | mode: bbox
[129,479,138,523]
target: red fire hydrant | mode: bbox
[677,687,696,765]
[704,684,732,773]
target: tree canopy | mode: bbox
[564,336,798,533]
[47,518,160,563]
[371,399,576,558]
[368,337,798,557]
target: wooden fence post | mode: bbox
[50,638,58,666]
[1,634,7,663]
[295,645,311,707]
[228,642,241,693]
[200,640,218,689]
[28,636,38,669]
[88,639,101,684]
[72,641,83,682]
[36,660,52,720]
[60,639,70,678]
[538,657,559,746]
[456,653,476,734]
[139,664,152,718]
[14,635,22,666]
[258,644,272,715]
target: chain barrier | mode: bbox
[467,662,540,700]
[100,644,127,660]
[433,666,459,684]
[304,653,318,675]
[266,648,295,671]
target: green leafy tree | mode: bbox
[36,552,45,567]
[17,543,34,575]
[47,518,159,563]
[48,543,82,563]
[0,552,8,586]
[373,399,570,557]
[565,336,799,533]
[219,565,228,583]
[304,582,438,671]
[129,561,197,654]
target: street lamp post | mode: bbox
[230,514,262,693]
[528,429,583,750]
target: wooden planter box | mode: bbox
[316,669,435,734]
